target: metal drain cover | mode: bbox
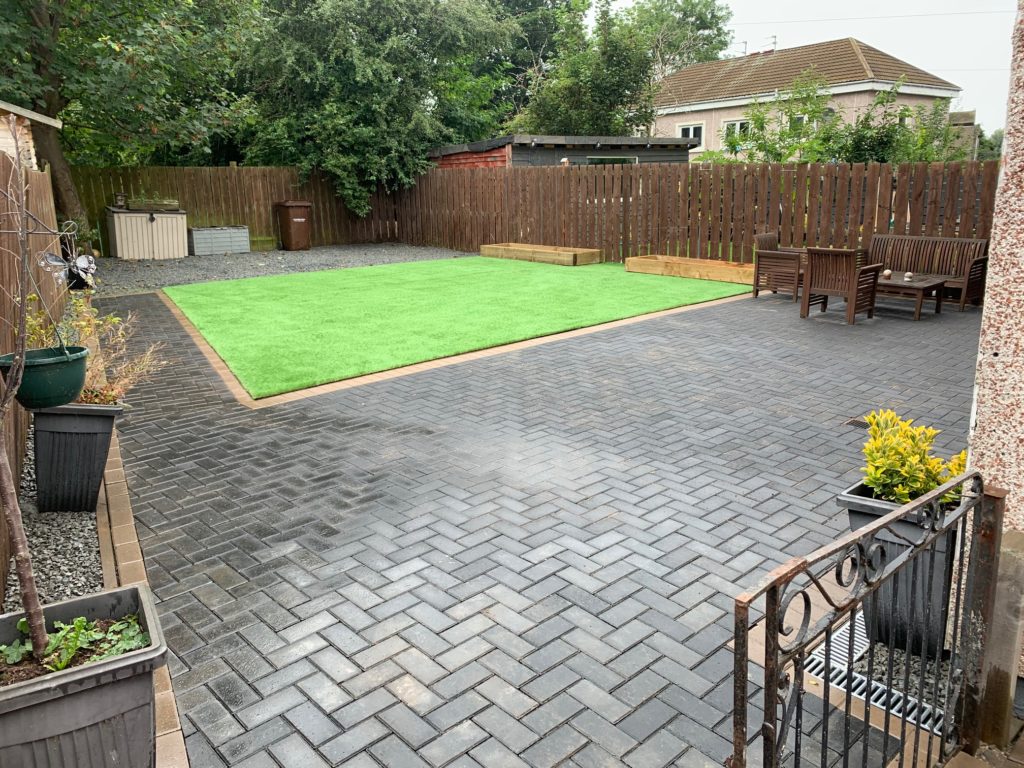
[805,615,945,734]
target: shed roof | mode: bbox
[0,99,62,129]
[656,38,958,109]
[430,134,697,158]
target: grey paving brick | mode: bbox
[110,290,979,768]
[268,733,330,768]
[283,701,341,746]
[419,720,488,767]
[387,674,445,715]
[379,703,439,748]
[520,724,588,768]
[335,687,398,728]
[371,735,432,767]
[472,706,541,753]
[570,710,637,757]
[322,719,388,763]
[622,730,686,768]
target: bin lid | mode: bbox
[274,200,313,208]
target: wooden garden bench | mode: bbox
[866,234,988,311]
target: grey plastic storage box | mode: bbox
[0,585,167,768]
[188,226,251,256]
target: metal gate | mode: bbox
[728,472,1004,767]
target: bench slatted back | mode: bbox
[868,234,987,277]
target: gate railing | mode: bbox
[729,471,1004,768]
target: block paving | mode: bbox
[103,290,981,767]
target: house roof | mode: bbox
[655,38,959,109]
[0,99,62,129]
[430,134,697,157]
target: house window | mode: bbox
[724,120,751,137]
[789,115,806,130]
[677,123,704,148]
[586,156,638,165]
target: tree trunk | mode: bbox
[0,440,47,656]
[31,121,87,229]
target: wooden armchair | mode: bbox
[948,255,988,311]
[800,247,883,325]
[754,231,803,255]
[753,249,802,300]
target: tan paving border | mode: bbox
[157,289,748,410]
[97,431,189,767]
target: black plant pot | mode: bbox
[836,481,956,660]
[0,585,167,767]
[34,403,123,513]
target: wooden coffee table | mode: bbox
[875,274,947,320]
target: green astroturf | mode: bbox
[163,257,748,398]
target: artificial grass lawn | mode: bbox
[164,257,747,398]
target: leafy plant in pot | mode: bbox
[0,115,166,766]
[836,409,967,658]
[26,292,166,513]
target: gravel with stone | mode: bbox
[3,427,103,613]
[94,243,466,297]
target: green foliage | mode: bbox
[623,0,731,80]
[861,409,967,505]
[492,0,584,115]
[0,0,262,166]
[720,73,839,162]
[512,0,655,135]
[711,77,967,164]
[240,0,513,214]
[0,620,32,665]
[0,614,149,671]
[977,127,1003,160]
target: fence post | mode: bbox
[961,488,1006,753]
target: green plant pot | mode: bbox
[0,346,89,410]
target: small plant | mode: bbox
[861,409,967,504]
[0,615,149,675]
[24,292,166,405]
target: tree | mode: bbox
[978,128,1004,160]
[511,0,655,135]
[707,76,967,164]
[240,0,512,214]
[493,0,585,115]
[624,0,731,81]
[0,1,259,228]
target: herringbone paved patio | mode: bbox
[105,289,980,768]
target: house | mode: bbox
[429,134,697,168]
[653,38,963,155]
[0,99,62,169]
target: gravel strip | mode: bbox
[3,426,103,613]
[94,243,468,297]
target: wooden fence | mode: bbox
[70,160,999,262]
[394,160,1000,260]
[1,152,66,598]
[70,166,398,255]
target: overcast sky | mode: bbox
[614,0,1016,132]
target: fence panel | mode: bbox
[70,161,999,262]
[69,166,396,254]
[1,154,66,599]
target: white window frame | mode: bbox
[724,119,751,137]
[676,122,705,150]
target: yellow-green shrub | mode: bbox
[861,409,966,504]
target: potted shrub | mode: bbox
[25,293,165,513]
[836,409,966,658]
[0,116,166,767]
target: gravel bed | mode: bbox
[94,243,468,297]
[3,427,103,613]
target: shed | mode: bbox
[429,134,697,169]
[0,100,62,170]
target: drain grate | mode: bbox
[805,615,945,734]
[844,417,870,429]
